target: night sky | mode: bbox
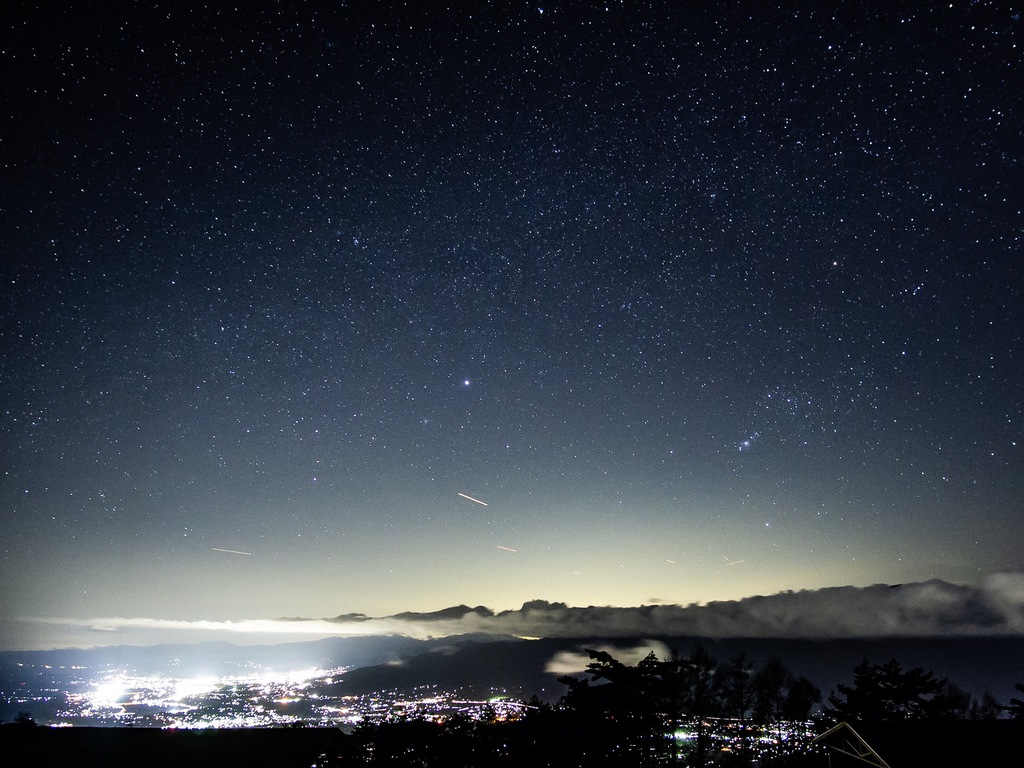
[2,1,1022,650]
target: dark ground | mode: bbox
[0,725,353,768]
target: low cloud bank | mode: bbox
[544,641,671,675]
[361,575,1024,640]
[25,575,1024,648]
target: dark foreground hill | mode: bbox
[0,634,435,677]
[3,633,1021,718]
[0,725,353,768]
[322,635,1024,705]
[5,713,1024,768]
[818,719,1024,768]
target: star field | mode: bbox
[1,1,1022,649]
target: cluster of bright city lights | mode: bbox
[4,663,533,729]
[11,665,343,728]
[3,660,824,761]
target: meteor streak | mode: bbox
[457,492,488,506]
[496,545,517,552]
[212,547,253,556]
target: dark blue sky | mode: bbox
[2,1,1021,650]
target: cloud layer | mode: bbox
[353,575,1024,640]
[19,575,1024,649]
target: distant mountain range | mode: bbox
[310,577,1024,640]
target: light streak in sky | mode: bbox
[496,545,517,552]
[457,492,488,506]
[723,556,745,566]
[211,548,253,556]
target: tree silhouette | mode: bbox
[657,649,693,765]
[970,690,1004,720]
[753,656,789,724]
[750,656,820,762]
[750,657,820,723]
[557,646,732,766]
[930,682,973,720]
[782,675,821,721]
[558,648,669,766]
[679,645,720,767]
[827,658,946,722]
[341,649,999,767]
[720,653,755,759]
[1007,683,1024,720]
